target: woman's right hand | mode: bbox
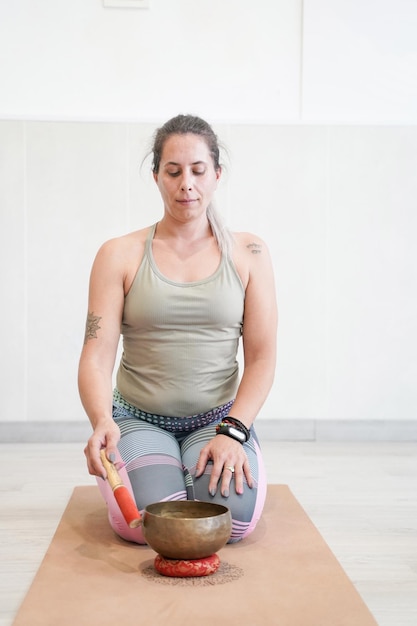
[84,420,121,479]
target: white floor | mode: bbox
[1,441,416,626]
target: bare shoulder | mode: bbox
[93,226,152,269]
[97,226,149,257]
[92,226,152,290]
[232,231,273,269]
[233,231,270,257]
[232,232,274,288]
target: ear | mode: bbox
[153,172,159,184]
[215,166,222,182]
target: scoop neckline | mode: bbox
[147,239,224,287]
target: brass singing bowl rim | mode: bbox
[144,500,230,519]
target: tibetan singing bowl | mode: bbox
[142,500,232,560]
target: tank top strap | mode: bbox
[145,223,158,257]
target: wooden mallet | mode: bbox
[100,449,142,528]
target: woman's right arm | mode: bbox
[78,238,126,478]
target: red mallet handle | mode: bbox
[100,449,142,528]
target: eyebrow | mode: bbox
[164,160,207,167]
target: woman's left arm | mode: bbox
[229,232,278,426]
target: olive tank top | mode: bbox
[116,223,245,417]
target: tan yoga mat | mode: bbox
[13,485,377,626]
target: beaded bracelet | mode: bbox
[222,416,251,441]
[216,423,246,443]
[215,416,250,444]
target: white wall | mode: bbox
[2,0,416,124]
[1,1,416,432]
[302,0,417,123]
[0,0,302,123]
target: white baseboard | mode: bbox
[0,419,415,443]
[254,419,417,442]
[0,421,92,443]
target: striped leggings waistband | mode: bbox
[112,389,234,434]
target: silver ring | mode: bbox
[225,466,235,473]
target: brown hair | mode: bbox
[151,114,221,174]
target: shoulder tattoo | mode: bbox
[246,242,262,254]
[84,311,102,344]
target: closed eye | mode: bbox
[167,169,205,177]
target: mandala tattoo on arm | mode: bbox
[247,242,262,254]
[84,311,102,344]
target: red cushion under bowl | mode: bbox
[154,553,220,577]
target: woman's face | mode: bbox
[153,133,221,223]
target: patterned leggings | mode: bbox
[97,404,267,544]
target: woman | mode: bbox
[79,114,277,543]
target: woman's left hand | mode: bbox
[195,435,253,497]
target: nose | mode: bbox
[180,174,192,191]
